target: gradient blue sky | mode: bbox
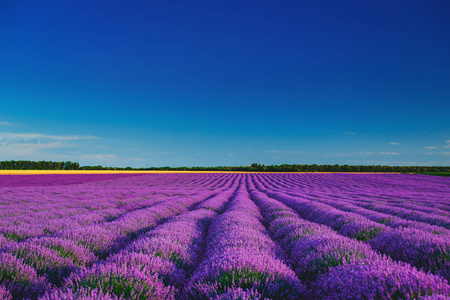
[0,1,449,167]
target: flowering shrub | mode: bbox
[0,173,449,299]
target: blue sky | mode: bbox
[0,0,449,167]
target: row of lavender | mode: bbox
[1,172,450,299]
[247,179,450,299]
[42,176,242,299]
[0,174,226,242]
[0,173,238,299]
[38,177,306,299]
[253,173,450,281]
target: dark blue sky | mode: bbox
[1,0,449,167]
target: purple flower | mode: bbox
[311,258,450,299]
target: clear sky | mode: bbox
[0,1,449,167]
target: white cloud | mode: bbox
[0,132,96,141]
[267,150,302,155]
[343,131,357,135]
[343,159,434,166]
[330,152,400,158]
[81,154,116,160]
[425,152,450,155]
[141,152,172,155]
[0,122,16,126]
[0,131,101,162]
[357,152,399,156]
[0,142,78,159]
[425,146,437,149]
[390,142,399,145]
[127,157,145,162]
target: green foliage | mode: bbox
[298,250,368,283]
[210,268,300,299]
[80,163,450,173]
[46,245,86,266]
[1,160,449,173]
[74,273,161,300]
[3,232,25,242]
[417,172,450,177]
[0,160,79,170]
[354,227,383,242]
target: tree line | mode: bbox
[0,160,80,170]
[0,160,448,173]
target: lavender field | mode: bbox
[0,173,449,299]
